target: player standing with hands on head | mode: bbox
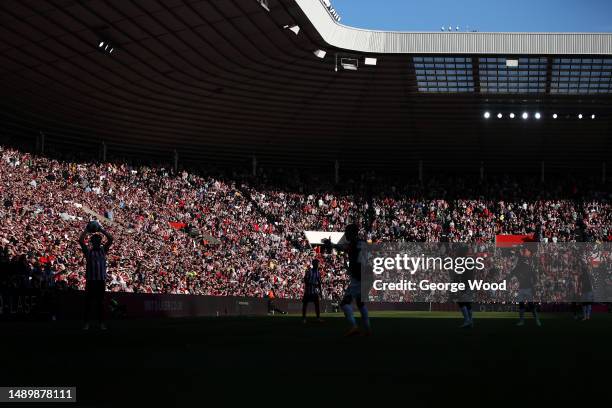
[302,258,323,323]
[79,220,113,330]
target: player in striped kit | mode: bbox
[302,258,323,323]
[79,221,113,330]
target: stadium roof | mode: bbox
[0,0,611,173]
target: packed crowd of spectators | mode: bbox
[1,145,610,300]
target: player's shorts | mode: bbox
[303,293,319,303]
[517,288,534,303]
[581,291,594,302]
[343,278,361,300]
[457,292,474,303]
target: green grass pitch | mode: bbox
[2,311,611,406]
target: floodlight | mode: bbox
[258,0,270,12]
[497,113,502,119]
[483,112,491,119]
[341,58,358,71]
[591,114,596,119]
[364,57,377,66]
[578,114,583,119]
[98,39,117,55]
[509,113,515,119]
[553,113,558,119]
[284,25,300,35]
[535,112,541,120]
[313,49,327,59]
[522,112,529,119]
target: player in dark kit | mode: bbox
[579,256,594,321]
[453,246,475,328]
[302,259,323,323]
[510,248,541,326]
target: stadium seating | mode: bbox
[0,145,610,299]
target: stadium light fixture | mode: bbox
[98,39,116,55]
[553,113,558,119]
[591,114,596,119]
[578,114,583,119]
[535,112,541,120]
[497,113,502,119]
[364,57,377,66]
[258,0,270,12]
[313,49,327,59]
[509,113,515,119]
[340,58,358,71]
[283,24,300,35]
[483,112,491,119]
[522,112,529,120]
